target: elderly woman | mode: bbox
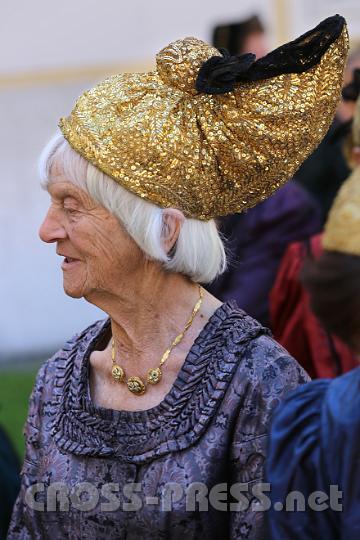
[8,16,348,540]
[266,92,360,540]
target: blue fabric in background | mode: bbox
[266,367,360,539]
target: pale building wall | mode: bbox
[0,0,274,74]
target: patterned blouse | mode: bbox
[8,301,309,539]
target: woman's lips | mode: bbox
[61,257,81,270]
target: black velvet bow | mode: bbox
[196,14,345,95]
[196,50,256,95]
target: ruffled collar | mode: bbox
[51,301,268,463]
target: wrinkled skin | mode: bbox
[39,177,145,302]
[39,158,222,411]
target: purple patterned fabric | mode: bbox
[8,301,309,539]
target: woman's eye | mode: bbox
[64,206,77,215]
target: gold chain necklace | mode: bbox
[111,285,204,396]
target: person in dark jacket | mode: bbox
[296,54,360,221]
[207,181,322,326]
[0,426,20,539]
[266,92,360,540]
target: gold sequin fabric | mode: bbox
[324,94,360,256]
[59,28,349,220]
[353,95,360,147]
[323,167,360,256]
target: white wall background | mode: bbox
[1,0,359,360]
[0,0,274,74]
[289,0,360,38]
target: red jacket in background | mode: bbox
[270,234,358,379]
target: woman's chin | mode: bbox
[62,279,86,299]
[63,286,84,299]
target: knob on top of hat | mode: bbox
[156,37,221,95]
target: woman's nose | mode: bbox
[39,207,67,243]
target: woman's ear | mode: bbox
[351,146,360,166]
[161,209,185,254]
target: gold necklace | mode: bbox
[111,285,204,396]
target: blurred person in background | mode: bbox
[212,14,268,58]
[266,91,360,540]
[296,44,360,221]
[207,14,322,326]
[337,43,360,121]
[0,426,20,540]
[206,186,322,326]
[270,69,360,379]
[7,16,348,540]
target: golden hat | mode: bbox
[323,95,360,256]
[354,89,360,147]
[59,15,348,220]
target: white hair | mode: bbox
[39,133,227,283]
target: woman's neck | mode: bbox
[86,266,204,371]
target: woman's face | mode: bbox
[39,159,145,300]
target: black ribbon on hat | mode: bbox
[196,14,346,95]
[196,50,256,95]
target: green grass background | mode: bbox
[0,369,39,459]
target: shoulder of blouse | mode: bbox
[227,333,310,445]
[27,319,107,423]
[235,332,310,389]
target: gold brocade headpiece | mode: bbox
[353,91,360,148]
[323,95,360,256]
[59,15,348,220]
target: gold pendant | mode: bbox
[112,364,125,382]
[147,367,162,385]
[127,376,146,395]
